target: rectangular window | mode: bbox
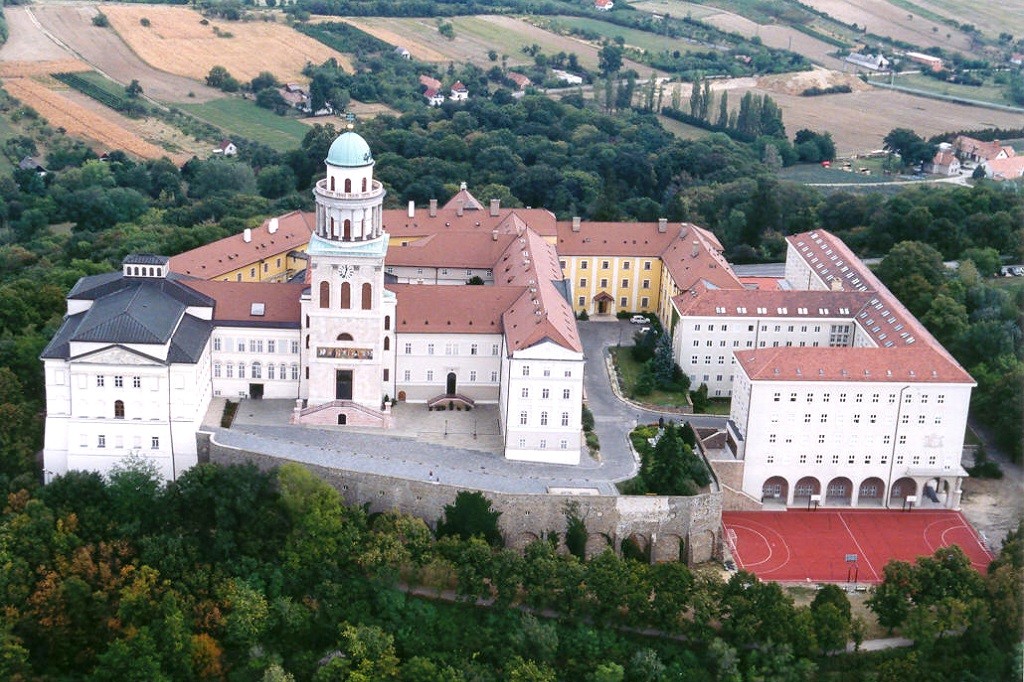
[540,412,548,426]
[621,279,629,288]
[620,296,627,307]
[427,344,435,355]
[403,370,411,381]
[132,376,141,388]
[641,297,649,307]
[580,261,588,270]
[291,340,299,354]
[560,440,568,450]
[97,375,105,387]
[470,343,478,356]
[542,388,550,399]
[561,412,569,426]
[213,338,222,351]
[426,370,434,381]
[520,411,528,425]
[491,371,498,382]
[519,438,526,448]
[522,366,530,377]
[492,344,500,356]
[98,435,106,448]
[214,363,222,378]
[578,296,585,306]
[445,343,456,356]
[580,278,587,287]
[600,278,608,288]
[383,369,389,381]
[151,436,160,449]
[602,260,609,269]
[267,340,275,353]
[643,261,651,270]
[237,340,245,352]
[268,364,275,380]
[291,365,299,380]
[226,364,234,378]
[470,371,477,382]
[563,388,570,399]
[522,387,529,398]
[405,343,412,354]
[238,364,245,379]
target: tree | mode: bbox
[125,79,143,99]
[811,585,852,653]
[876,241,947,318]
[256,165,297,199]
[206,65,240,92]
[598,44,623,76]
[650,332,676,389]
[867,560,916,633]
[883,128,936,168]
[255,87,289,115]
[250,71,279,93]
[436,491,502,546]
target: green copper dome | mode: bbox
[325,131,373,167]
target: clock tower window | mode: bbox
[319,281,330,308]
[362,283,372,310]
[340,282,351,309]
[344,178,351,193]
[343,219,351,240]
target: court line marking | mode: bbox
[727,522,792,574]
[837,512,879,582]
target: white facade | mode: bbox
[211,327,301,400]
[385,264,493,285]
[731,370,971,508]
[395,332,503,403]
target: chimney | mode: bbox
[572,216,581,232]
[429,199,437,217]
[658,218,667,233]
[691,240,699,258]
[456,202,464,217]
[490,198,500,217]
[244,228,252,243]
[491,229,498,241]
[268,218,278,234]
[407,200,415,218]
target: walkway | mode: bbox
[212,320,724,494]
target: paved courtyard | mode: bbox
[210,320,729,494]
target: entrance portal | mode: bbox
[446,372,457,396]
[249,383,264,399]
[335,370,353,400]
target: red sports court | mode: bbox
[722,510,992,583]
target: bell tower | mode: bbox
[296,131,396,427]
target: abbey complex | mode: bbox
[41,131,971,510]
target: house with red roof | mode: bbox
[450,80,469,101]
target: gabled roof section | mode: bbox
[735,346,974,384]
[72,285,186,344]
[389,284,522,334]
[387,232,516,269]
[443,184,483,211]
[383,207,557,239]
[659,224,743,293]
[167,314,213,363]
[168,211,315,279]
[673,287,872,318]
[184,280,305,327]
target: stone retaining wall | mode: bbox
[199,432,723,564]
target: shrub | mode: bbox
[92,12,109,27]
[140,17,151,27]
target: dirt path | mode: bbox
[30,3,222,103]
[959,422,1024,553]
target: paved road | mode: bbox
[216,320,725,494]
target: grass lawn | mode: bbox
[704,398,731,415]
[180,97,309,152]
[610,346,691,409]
[72,70,132,100]
[868,73,1016,108]
[545,15,699,54]
[0,115,17,175]
[657,114,712,140]
[778,162,899,185]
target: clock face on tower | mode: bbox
[339,265,354,279]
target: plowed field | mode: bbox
[4,78,173,161]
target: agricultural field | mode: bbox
[343,15,659,75]
[2,77,173,161]
[656,113,715,139]
[869,72,1019,108]
[778,160,900,184]
[723,82,1024,155]
[0,6,72,62]
[800,0,974,53]
[629,0,721,20]
[180,97,310,152]
[904,0,1024,41]
[101,5,353,85]
[29,5,221,103]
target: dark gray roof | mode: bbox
[168,314,213,363]
[43,272,215,361]
[123,253,170,266]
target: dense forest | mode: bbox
[1,460,1021,680]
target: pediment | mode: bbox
[72,345,164,366]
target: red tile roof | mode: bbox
[389,283,523,334]
[673,287,872,318]
[444,186,483,211]
[169,211,314,279]
[419,75,441,90]
[735,346,974,384]
[954,136,1014,161]
[985,156,1024,180]
[387,232,515,268]
[660,224,743,292]
[183,280,304,326]
[507,72,531,89]
[738,277,785,290]
[384,207,557,239]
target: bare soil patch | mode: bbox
[337,18,449,62]
[0,6,73,62]
[31,4,222,103]
[801,0,973,53]
[3,77,174,161]
[757,67,871,96]
[102,5,352,85]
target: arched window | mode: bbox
[361,178,367,192]
[384,315,391,331]
[251,362,262,379]
[330,217,336,237]
[343,219,352,240]
[330,176,335,191]
[344,178,352,193]
[267,363,275,380]
[383,337,390,351]
[337,333,353,341]
[114,400,124,419]
[340,282,351,309]
[305,334,310,349]
[319,281,330,308]
[361,282,372,310]
[280,364,287,381]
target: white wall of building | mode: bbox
[211,327,301,399]
[394,332,503,403]
[385,264,493,285]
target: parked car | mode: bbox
[629,314,649,324]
